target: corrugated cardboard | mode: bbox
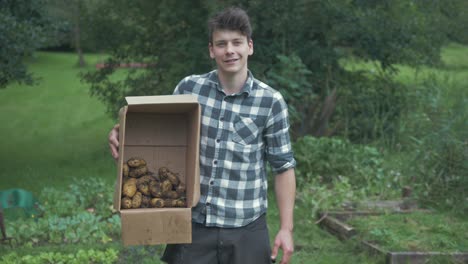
[113,95,201,246]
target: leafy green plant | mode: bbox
[293,136,402,198]
[0,248,118,264]
[6,179,120,247]
[398,75,468,214]
[39,178,114,218]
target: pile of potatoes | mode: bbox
[121,157,186,209]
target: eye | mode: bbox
[216,42,226,47]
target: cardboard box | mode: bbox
[113,95,201,246]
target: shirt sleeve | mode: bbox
[172,78,186,95]
[264,92,296,174]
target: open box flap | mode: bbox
[126,94,198,105]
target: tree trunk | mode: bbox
[74,0,86,67]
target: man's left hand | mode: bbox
[271,228,294,264]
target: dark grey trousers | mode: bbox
[161,214,272,264]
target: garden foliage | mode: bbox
[0,249,119,264]
[6,179,120,247]
[81,0,457,141]
[293,136,403,216]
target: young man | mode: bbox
[109,7,296,264]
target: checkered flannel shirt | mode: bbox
[173,70,296,228]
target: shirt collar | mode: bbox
[209,70,254,97]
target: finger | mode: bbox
[109,143,119,160]
[280,246,294,264]
[109,124,120,160]
[271,241,280,262]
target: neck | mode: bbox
[218,70,248,95]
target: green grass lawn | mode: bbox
[0,52,116,196]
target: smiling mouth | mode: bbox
[224,58,238,63]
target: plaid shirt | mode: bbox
[174,70,296,228]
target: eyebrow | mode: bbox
[214,38,244,44]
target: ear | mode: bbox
[248,39,254,56]
[209,43,215,59]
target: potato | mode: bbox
[121,197,132,209]
[158,167,170,180]
[122,179,137,198]
[164,199,186,207]
[167,172,181,186]
[132,192,142,208]
[150,198,165,208]
[163,190,179,199]
[137,182,151,196]
[122,164,129,177]
[127,157,146,168]
[137,175,157,185]
[175,183,186,197]
[141,195,151,208]
[149,182,163,198]
[129,166,148,178]
[160,180,173,193]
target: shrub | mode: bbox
[293,136,403,215]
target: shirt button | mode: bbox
[216,139,221,143]
[220,117,224,121]
[213,160,218,165]
[206,202,211,206]
[210,180,214,185]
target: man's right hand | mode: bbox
[109,124,120,161]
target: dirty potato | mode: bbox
[175,183,186,196]
[141,195,151,208]
[129,166,148,178]
[163,190,179,199]
[149,182,163,198]
[132,192,142,208]
[127,157,146,168]
[122,164,129,177]
[121,197,133,209]
[164,199,186,207]
[122,179,137,198]
[158,167,170,180]
[160,180,173,193]
[167,172,181,186]
[137,182,151,196]
[150,198,165,208]
[137,175,156,185]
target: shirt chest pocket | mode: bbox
[232,116,260,145]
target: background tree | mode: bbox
[0,0,55,88]
[82,0,457,141]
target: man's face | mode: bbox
[209,30,253,76]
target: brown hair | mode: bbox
[208,7,252,44]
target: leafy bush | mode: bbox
[293,136,403,216]
[397,75,468,214]
[1,248,118,264]
[294,136,400,189]
[335,72,408,145]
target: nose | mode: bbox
[225,43,234,54]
